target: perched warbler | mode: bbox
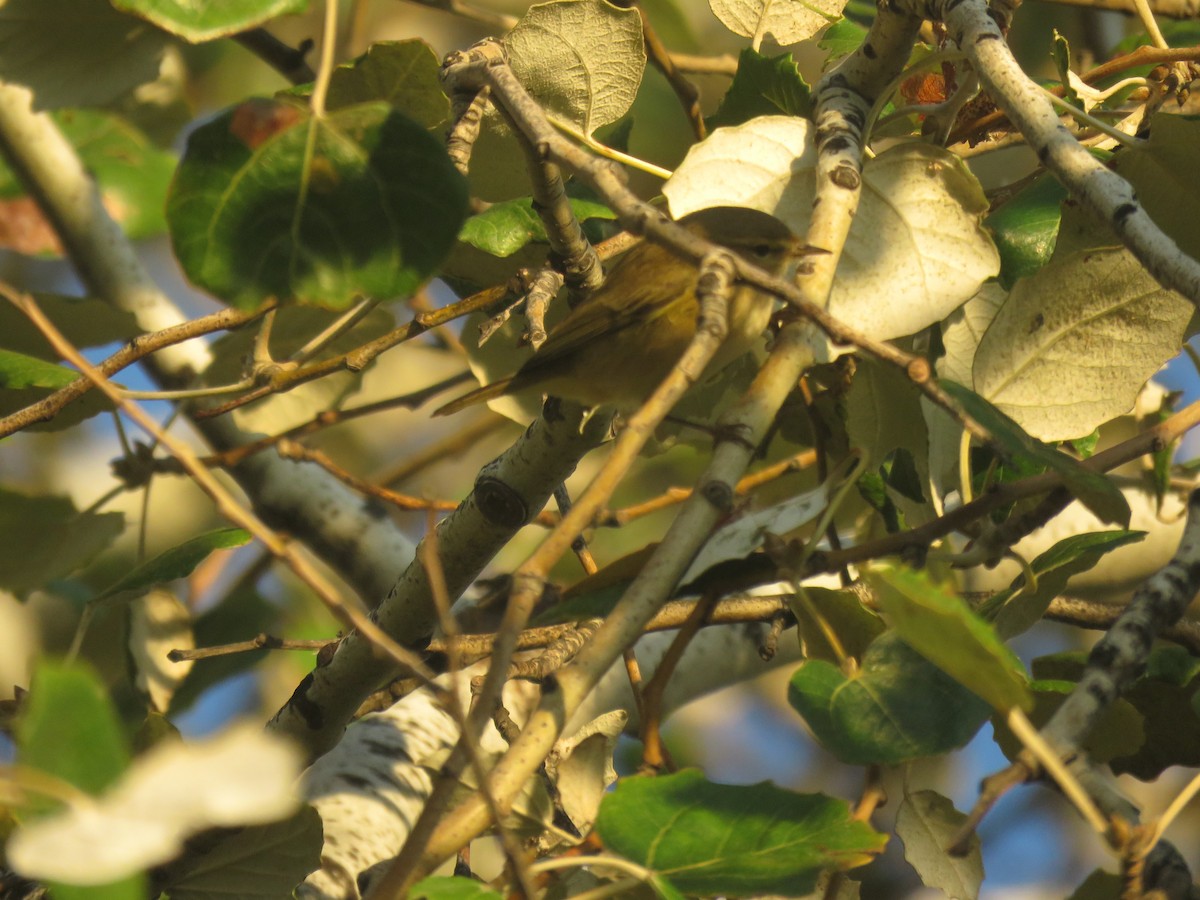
[434,206,800,417]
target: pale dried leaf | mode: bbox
[664,117,999,340]
[8,723,303,885]
[710,0,845,47]
[973,249,1191,441]
[546,710,626,834]
[129,588,194,713]
[895,790,982,900]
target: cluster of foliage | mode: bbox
[2,0,1200,898]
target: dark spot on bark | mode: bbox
[340,774,374,791]
[824,135,853,154]
[362,496,389,519]
[1028,313,1044,333]
[1113,202,1138,230]
[975,32,1002,43]
[290,674,324,730]
[862,42,877,59]
[831,164,861,190]
[474,475,529,528]
[702,480,734,512]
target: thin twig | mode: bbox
[3,284,444,695]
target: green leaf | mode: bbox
[157,805,323,899]
[706,48,811,130]
[595,771,887,896]
[1051,30,1075,103]
[1067,869,1123,900]
[319,40,449,128]
[459,197,616,258]
[48,877,147,900]
[17,660,129,797]
[939,380,1130,526]
[984,173,1067,289]
[0,293,142,357]
[818,18,867,62]
[0,0,168,110]
[866,566,1031,712]
[990,680,1144,764]
[0,487,124,594]
[411,876,505,899]
[111,0,308,43]
[1034,647,1200,779]
[95,528,251,602]
[984,530,1146,637]
[0,110,175,253]
[167,99,468,311]
[790,585,886,664]
[788,633,991,764]
[0,349,79,389]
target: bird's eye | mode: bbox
[753,244,772,258]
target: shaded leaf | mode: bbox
[939,380,1130,526]
[866,566,1030,713]
[168,99,467,310]
[990,680,1144,764]
[0,487,124,595]
[707,48,812,130]
[96,528,250,603]
[159,805,322,900]
[1110,113,1200,263]
[895,791,982,900]
[789,633,991,764]
[595,771,886,896]
[984,530,1145,638]
[1033,648,1200,779]
[316,39,449,128]
[0,0,167,110]
[0,294,141,359]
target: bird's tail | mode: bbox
[432,376,516,417]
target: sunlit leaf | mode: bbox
[710,0,844,46]
[866,566,1030,713]
[665,117,999,340]
[972,249,1191,441]
[596,771,886,895]
[112,0,308,43]
[504,0,645,136]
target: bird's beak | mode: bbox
[787,238,830,259]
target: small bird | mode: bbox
[433,206,800,417]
